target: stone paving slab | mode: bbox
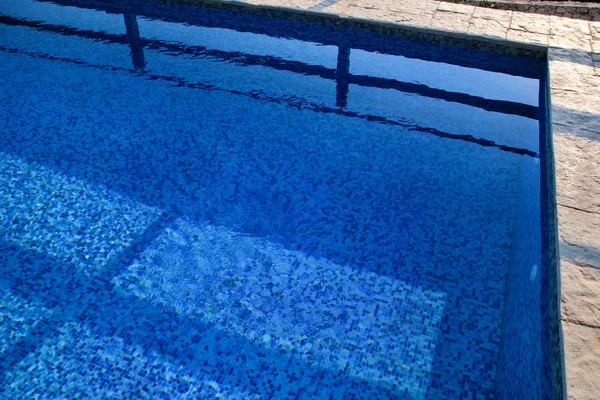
[549,16,593,51]
[468,14,511,39]
[554,133,600,216]
[507,26,549,45]
[443,0,600,20]
[511,10,551,34]
[549,49,599,92]
[561,260,600,328]
[470,3,514,39]
[430,6,474,34]
[561,322,600,400]
[558,206,600,270]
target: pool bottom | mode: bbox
[0,1,555,397]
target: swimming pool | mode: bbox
[0,0,560,398]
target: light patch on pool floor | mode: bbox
[4,320,258,399]
[0,151,162,275]
[0,288,53,357]
[114,217,446,396]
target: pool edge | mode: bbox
[152,0,548,59]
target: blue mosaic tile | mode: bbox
[0,0,557,398]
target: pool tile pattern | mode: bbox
[2,0,600,398]
[0,5,546,396]
[153,1,600,397]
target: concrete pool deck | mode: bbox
[172,0,600,397]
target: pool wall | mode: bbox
[539,55,567,400]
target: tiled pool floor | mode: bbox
[0,35,541,395]
[2,0,600,398]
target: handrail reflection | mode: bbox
[0,14,539,119]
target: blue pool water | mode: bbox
[0,0,558,398]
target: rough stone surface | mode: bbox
[468,16,510,38]
[285,0,322,9]
[342,5,389,19]
[562,322,600,400]
[591,21,600,39]
[558,206,600,267]
[549,33,592,52]
[322,1,349,14]
[511,11,551,34]
[591,39,600,72]
[550,14,591,35]
[472,6,512,22]
[385,3,429,15]
[553,107,600,140]
[551,89,600,116]
[345,0,384,10]
[549,53,600,93]
[554,132,600,215]
[506,28,548,44]
[387,12,434,27]
[561,260,600,328]
[391,0,441,13]
[549,47,594,65]
[236,0,289,5]
[437,1,474,14]
[549,15,592,51]
[430,7,473,33]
